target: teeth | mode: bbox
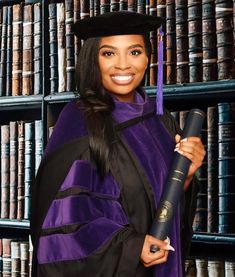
[112,75,132,81]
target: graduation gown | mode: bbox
[30,90,199,277]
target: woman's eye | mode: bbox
[102,51,114,57]
[131,50,142,56]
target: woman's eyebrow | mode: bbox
[99,44,144,50]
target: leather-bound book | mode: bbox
[24,122,35,220]
[6,6,13,97]
[128,0,137,11]
[22,4,34,96]
[137,0,146,14]
[12,4,23,96]
[9,122,18,220]
[202,0,217,81]
[17,121,25,221]
[94,0,100,15]
[218,102,235,234]
[225,261,235,277]
[100,0,110,13]
[120,0,128,10]
[20,242,29,277]
[80,0,90,18]
[49,3,58,94]
[111,0,120,11]
[34,3,42,95]
[2,238,13,277]
[207,106,218,233]
[28,235,33,277]
[185,259,196,277]
[149,0,157,85]
[74,0,81,74]
[1,125,10,219]
[208,260,225,277]
[65,0,75,92]
[57,3,66,93]
[90,0,94,16]
[35,120,43,175]
[0,7,8,97]
[188,0,202,83]
[195,259,208,277]
[157,0,166,83]
[166,0,176,84]
[176,1,189,83]
[215,0,235,80]
[11,241,20,277]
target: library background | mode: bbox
[0,0,234,276]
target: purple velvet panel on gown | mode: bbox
[112,91,183,277]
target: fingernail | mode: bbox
[174,147,179,152]
[181,138,188,142]
[166,244,175,251]
[166,236,170,244]
[175,143,180,148]
[176,149,183,155]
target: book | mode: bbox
[34,3,42,95]
[208,260,225,277]
[12,4,23,96]
[49,3,58,94]
[0,7,8,97]
[11,241,20,277]
[1,125,10,219]
[17,121,25,221]
[9,122,18,220]
[57,3,66,93]
[6,6,13,97]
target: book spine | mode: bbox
[111,0,119,11]
[149,0,157,85]
[207,106,219,233]
[49,3,58,94]
[80,0,90,18]
[202,1,217,81]
[17,121,25,221]
[176,1,189,83]
[208,260,225,277]
[2,238,12,277]
[74,0,81,72]
[128,0,137,11]
[137,0,146,14]
[22,4,34,96]
[65,0,75,92]
[6,6,13,97]
[166,0,176,84]
[34,3,42,95]
[100,0,110,13]
[35,120,43,175]
[225,260,235,277]
[185,259,196,277]
[90,0,94,16]
[0,7,8,97]
[1,125,10,219]
[12,4,23,96]
[188,0,203,83]
[218,102,235,234]
[94,0,101,15]
[24,121,35,220]
[20,242,29,277]
[9,121,18,220]
[57,3,66,93]
[120,0,128,10]
[195,259,208,277]
[215,0,235,80]
[11,241,20,277]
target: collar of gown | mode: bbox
[111,88,155,123]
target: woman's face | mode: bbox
[98,34,148,102]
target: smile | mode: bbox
[111,75,134,84]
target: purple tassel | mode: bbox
[156,26,164,115]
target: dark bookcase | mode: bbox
[0,0,235,276]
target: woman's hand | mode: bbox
[140,235,175,267]
[174,134,206,190]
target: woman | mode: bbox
[31,11,205,277]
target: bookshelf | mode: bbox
[0,0,234,276]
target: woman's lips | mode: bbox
[111,74,134,85]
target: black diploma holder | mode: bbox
[149,109,206,252]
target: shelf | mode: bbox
[0,219,30,229]
[44,91,78,104]
[192,232,235,245]
[0,95,43,111]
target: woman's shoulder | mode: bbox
[43,99,88,157]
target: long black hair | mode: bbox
[76,35,152,177]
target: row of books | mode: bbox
[171,102,235,234]
[47,0,235,94]
[0,3,42,97]
[0,236,32,276]
[0,120,43,221]
[185,258,235,277]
